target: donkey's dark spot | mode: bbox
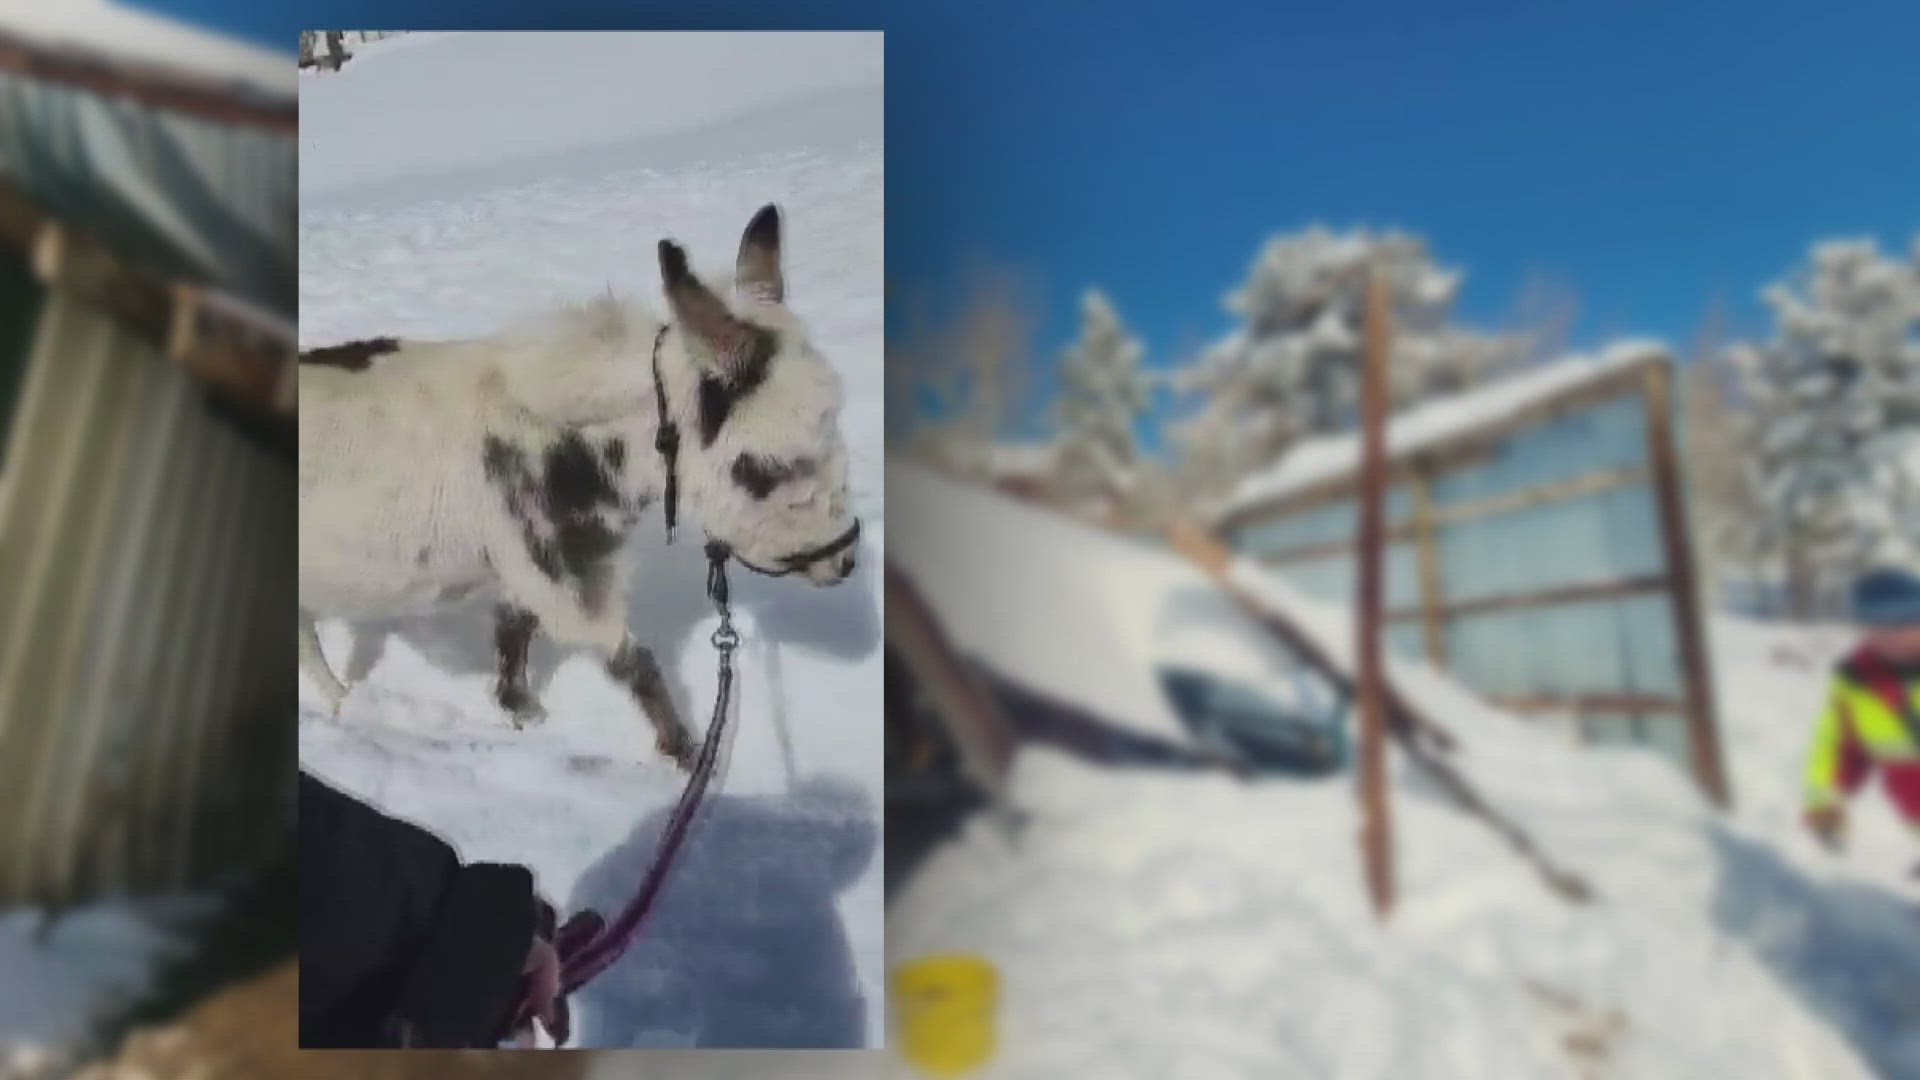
[697,378,731,449]
[415,547,432,567]
[526,536,564,580]
[553,521,622,583]
[731,453,817,499]
[543,431,620,522]
[480,437,537,525]
[438,581,478,602]
[695,328,775,447]
[541,430,629,581]
[480,434,564,581]
[481,435,521,484]
[485,429,639,588]
[300,337,400,371]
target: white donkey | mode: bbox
[298,205,861,770]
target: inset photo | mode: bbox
[297,31,883,1050]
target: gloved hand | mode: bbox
[505,895,564,1046]
[503,896,606,1046]
[515,937,561,1043]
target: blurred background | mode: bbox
[2,1,1918,1079]
[880,6,1920,1080]
[0,1,295,1077]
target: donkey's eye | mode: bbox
[731,453,817,500]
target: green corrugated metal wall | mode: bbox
[0,260,292,904]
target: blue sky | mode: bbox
[142,1,1920,428]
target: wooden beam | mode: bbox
[0,179,292,418]
[1255,528,1412,568]
[1428,466,1650,530]
[0,31,297,132]
[1489,693,1688,716]
[883,561,1018,802]
[1641,360,1734,809]
[1354,270,1397,920]
[1409,471,1448,666]
[1384,574,1669,624]
[1247,465,1651,566]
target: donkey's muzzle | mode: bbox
[797,520,861,585]
[729,519,862,583]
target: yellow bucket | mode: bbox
[893,953,999,1078]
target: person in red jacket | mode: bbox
[1804,568,1920,850]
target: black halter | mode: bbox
[729,519,863,578]
[650,324,681,542]
[649,324,860,576]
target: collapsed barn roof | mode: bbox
[0,8,294,322]
[888,461,1335,748]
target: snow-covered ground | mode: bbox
[0,897,205,1079]
[298,32,884,1049]
[877,475,1920,1079]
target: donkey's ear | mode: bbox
[660,239,772,382]
[735,203,784,304]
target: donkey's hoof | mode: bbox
[323,687,354,720]
[506,701,549,729]
[657,726,699,772]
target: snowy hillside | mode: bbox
[299,31,882,210]
[298,33,883,1049]
[883,475,1918,1079]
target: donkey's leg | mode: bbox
[607,637,697,771]
[298,612,352,716]
[583,558,697,771]
[487,535,695,769]
[494,604,547,728]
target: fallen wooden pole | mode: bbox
[1171,523,1455,754]
[883,560,1019,803]
[1167,522,1596,905]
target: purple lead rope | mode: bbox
[504,546,738,1043]
[559,652,732,992]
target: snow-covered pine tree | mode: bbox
[1171,227,1522,501]
[1050,290,1152,514]
[1729,235,1920,615]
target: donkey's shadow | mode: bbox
[565,772,878,1048]
[329,521,879,726]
